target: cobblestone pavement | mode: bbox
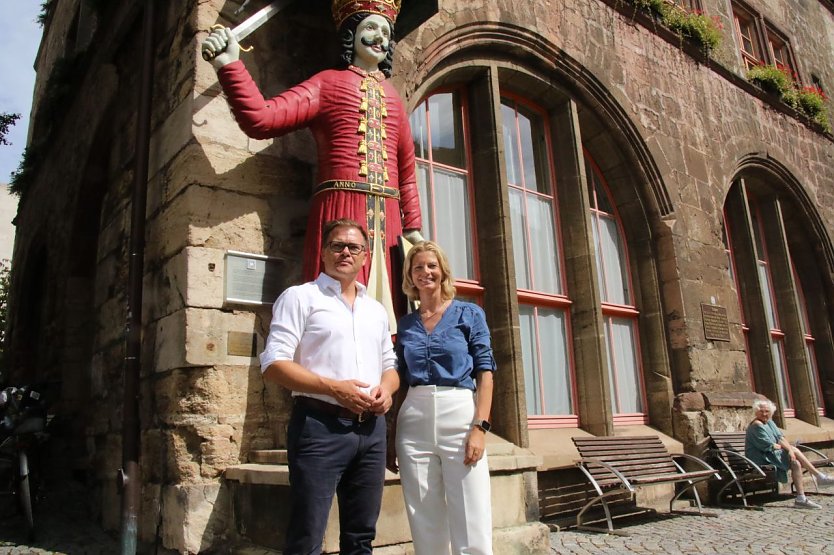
[551,493,834,554]
[2,480,833,554]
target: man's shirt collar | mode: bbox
[315,272,366,296]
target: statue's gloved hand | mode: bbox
[202,27,240,69]
[402,229,424,245]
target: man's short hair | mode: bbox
[321,218,369,248]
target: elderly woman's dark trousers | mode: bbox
[283,404,386,555]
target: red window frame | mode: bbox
[410,88,482,298]
[585,153,648,425]
[502,93,578,427]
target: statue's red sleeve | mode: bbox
[396,103,422,231]
[216,60,321,140]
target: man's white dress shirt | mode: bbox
[259,273,397,406]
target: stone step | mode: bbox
[225,435,550,553]
[244,435,532,469]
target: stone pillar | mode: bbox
[468,64,528,447]
[759,199,818,426]
[549,99,612,436]
[725,180,782,425]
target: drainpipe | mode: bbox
[120,0,155,553]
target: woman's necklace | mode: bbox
[419,299,448,322]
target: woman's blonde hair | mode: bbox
[401,240,456,301]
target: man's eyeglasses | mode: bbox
[327,241,366,255]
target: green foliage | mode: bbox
[629,0,722,54]
[801,88,832,133]
[11,53,87,198]
[664,10,723,53]
[0,113,20,146]
[798,87,826,116]
[34,54,86,138]
[632,0,670,18]
[37,1,51,27]
[746,65,832,134]
[746,64,793,96]
[9,145,44,197]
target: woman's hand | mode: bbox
[464,427,486,466]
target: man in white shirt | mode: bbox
[260,218,399,555]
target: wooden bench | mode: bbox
[707,431,834,508]
[572,435,720,533]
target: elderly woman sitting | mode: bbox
[745,398,834,509]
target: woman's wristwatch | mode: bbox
[472,419,491,433]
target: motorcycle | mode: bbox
[0,383,50,541]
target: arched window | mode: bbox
[409,90,481,297]
[586,155,646,422]
[501,96,575,424]
[408,64,668,435]
[724,174,832,422]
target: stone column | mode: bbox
[468,64,528,447]
[549,99,612,436]
[726,180,782,426]
[759,199,818,426]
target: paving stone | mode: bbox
[551,494,834,554]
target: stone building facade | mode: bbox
[7,0,834,552]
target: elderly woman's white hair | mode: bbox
[752,398,777,413]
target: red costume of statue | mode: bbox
[217,61,422,318]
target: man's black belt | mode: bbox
[295,396,372,423]
[313,180,400,200]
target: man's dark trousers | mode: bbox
[284,401,387,555]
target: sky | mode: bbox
[0,2,44,184]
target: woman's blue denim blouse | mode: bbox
[396,299,497,391]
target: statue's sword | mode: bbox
[202,0,299,61]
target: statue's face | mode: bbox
[353,14,391,71]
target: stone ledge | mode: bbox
[228,450,540,486]
[241,433,541,478]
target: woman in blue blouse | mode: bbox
[745,397,834,509]
[392,241,495,555]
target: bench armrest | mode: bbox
[577,457,634,492]
[672,453,721,478]
[706,448,768,477]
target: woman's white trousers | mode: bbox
[396,385,493,555]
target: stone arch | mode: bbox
[732,153,834,276]
[402,20,674,221]
[724,154,834,420]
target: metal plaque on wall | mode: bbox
[224,251,286,306]
[701,303,730,342]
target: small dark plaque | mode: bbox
[701,303,730,342]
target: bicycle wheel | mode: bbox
[18,449,35,541]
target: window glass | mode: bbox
[432,168,474,277]
[504,96,573,419]
[509,188,531,289]
[598,216,629,305]
[606,317,643,414]
[410,91,475,280]
[428,93,465,168]
[520,305,572,415]
[771,339,792,409]
[503,99,562,294]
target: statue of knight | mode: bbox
[202,0,424,330]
